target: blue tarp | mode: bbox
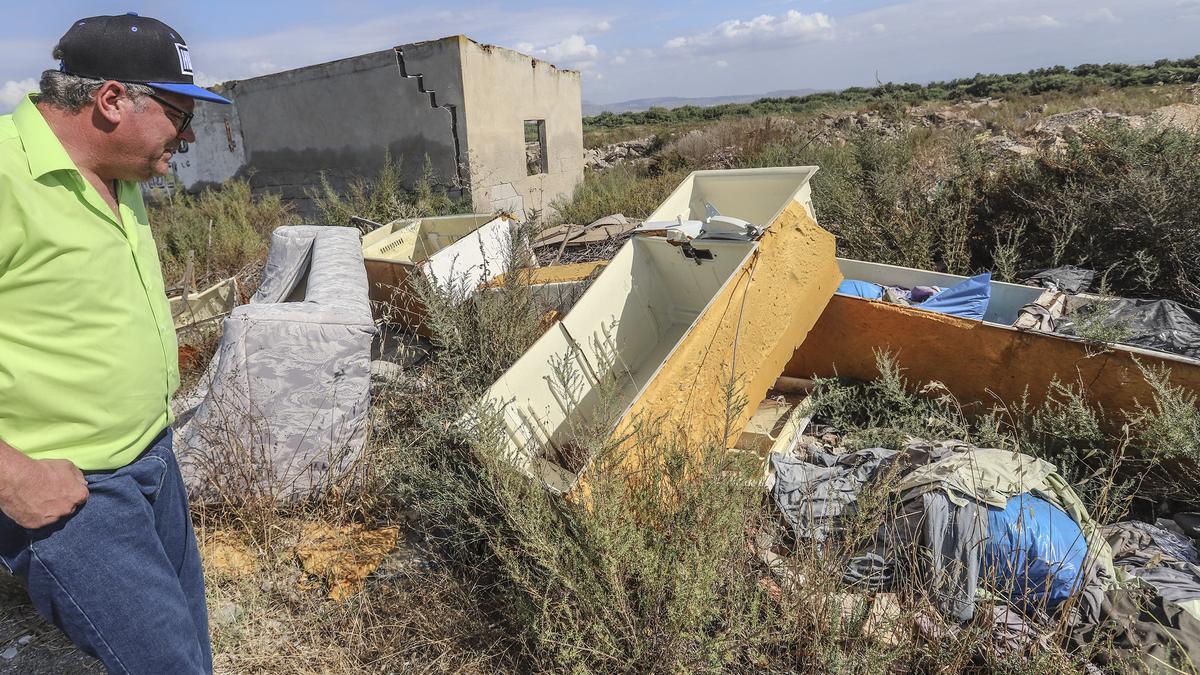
[982,492,1089,614]
[920,273,992,320]
[837,279,884,300]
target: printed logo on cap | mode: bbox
[175,43,193,76]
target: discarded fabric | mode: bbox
[894,444,1116,621]
[836,274,990,320]
[919,272,992,320]
[770,447,897,541]
[1105,520,1200,620]
[1069,589,1200,673]
[836,279,884,300]
[909,490,988,621]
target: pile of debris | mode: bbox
[908,98,998,131]
[805,99,996,146]
[530,213,639,265]
[583,136,657,170]
[765,433,1200,670]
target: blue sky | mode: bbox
[4,0,1200,112]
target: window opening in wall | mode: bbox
[524,119,547,176]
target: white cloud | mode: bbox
[516,34,601,69]
[715,60,729,68]
[871,23,887,33]
[585,20,612,33]
[248,61,278,76]
[664,10,835,52]
[972,14,1062,34]
[1083,8,1119,23]
[545,34,600,61]
[0,78,37,113]
[193,72,220,87]
[610,47,654,66]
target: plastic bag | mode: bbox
[983,492,1089,614]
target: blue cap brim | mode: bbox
[147,82,231,104]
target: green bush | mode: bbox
[309,153,468,227]
[550,164,688,226]
[585,55,1200,130]
[149,178,290,285]
[756,130,980,275]
[743,121,1200,304]
[977,123,1200,303]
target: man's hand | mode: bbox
[0,449,89,529]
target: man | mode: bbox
[0,14,230,674]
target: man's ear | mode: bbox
[93,81,130,125]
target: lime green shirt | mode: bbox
[0,95,179,470]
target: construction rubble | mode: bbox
[172,165,1200,668]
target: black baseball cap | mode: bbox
[55,13,231,104]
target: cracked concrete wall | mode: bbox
[233,49,461,218]
[456,38,584,221]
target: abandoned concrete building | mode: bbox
[158,35,584,220]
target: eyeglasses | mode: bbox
[146,92,194,134]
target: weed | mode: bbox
[549,164,687,226]
[808,350,970,449]
[1131,361,1200,503]
[309,153,467,227]
[149,178,289,286]
[980,123,1200,303]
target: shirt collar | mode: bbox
[12,94,83,180]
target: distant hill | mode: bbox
[582,89,823,115]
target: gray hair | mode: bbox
[38,69,155,113]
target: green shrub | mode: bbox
[584,55,1200,130]
[149,178,290,285]
[977,123,1200,303]
[550,164,687,226]
[309,153,468,227]
[1132,361,1200,503]
[769,130,980,275]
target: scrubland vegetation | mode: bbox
[584,56,1200,130]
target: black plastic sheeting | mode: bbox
[1057,298,1200,359]
[1020,266,1096,294]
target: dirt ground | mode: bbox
[0,572,101,674]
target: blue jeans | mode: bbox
[0,429,212,674]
